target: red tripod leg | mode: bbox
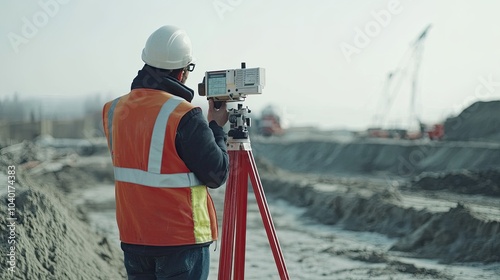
[218,141,289,279]
[246,150,290,280]
[234,150,249,279]
[218,149,239,280]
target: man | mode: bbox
[102,25,229,279]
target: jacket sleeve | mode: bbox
[175,108,229,189]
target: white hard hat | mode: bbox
[141,25,194,70]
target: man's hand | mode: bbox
[207,99,228,127]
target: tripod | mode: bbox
[217,104,289,280]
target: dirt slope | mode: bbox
[444,100,500,142]
[253,139,500,178]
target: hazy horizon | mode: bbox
[2,0,499,130]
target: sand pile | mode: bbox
[0,143,125,279]
[444,100,500,142]
[411,169,500,196]
[257,172,500,264]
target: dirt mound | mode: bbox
[0,183,125,279]
[444,100,500,142]
[259,176,429,238]
[391,203,500,263]
[0,143,125,279]
[258,173,500,264]
[0,141,41,164]
[412,169,500,196]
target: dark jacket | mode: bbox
[131,64,229,189]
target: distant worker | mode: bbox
[102,25,229,279]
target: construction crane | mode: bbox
[370,24,432,139]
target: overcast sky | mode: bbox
[1,0,499,130]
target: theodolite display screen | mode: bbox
[206,71,227,97]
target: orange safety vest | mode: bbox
[102,88,217,246]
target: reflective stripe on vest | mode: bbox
[108,95,201,188]
[148,97,182,173]
[113,167,200,188]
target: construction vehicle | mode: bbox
[257,105,285,137]
[427,123,445,140]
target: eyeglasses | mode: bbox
[186,63,195,72]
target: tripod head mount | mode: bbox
[228,103,251,140]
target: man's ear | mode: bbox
[180,68,190,84]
